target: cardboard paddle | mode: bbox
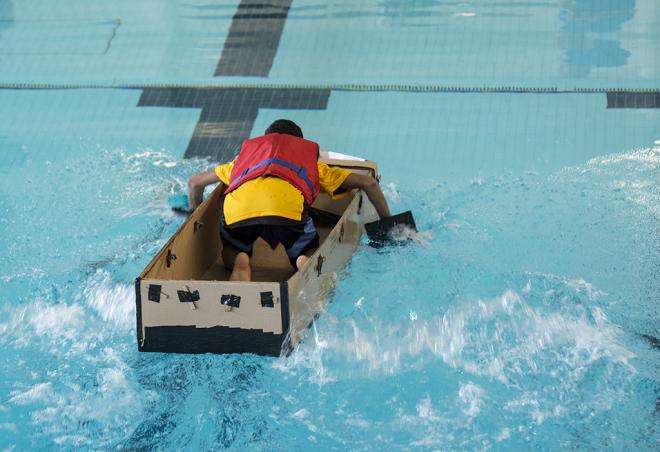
[364,210,417,248]
[168,193,190,216]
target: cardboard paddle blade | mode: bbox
[364,210,417,247]
[168,193,190,216]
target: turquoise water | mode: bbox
[1,0,659,449]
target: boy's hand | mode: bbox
[187,169,222,213]
[339,173,391,219]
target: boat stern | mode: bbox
[135,277,290,356]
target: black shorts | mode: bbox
[220,218,320,268]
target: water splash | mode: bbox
[286,282,634,382]
[1,145,658,449]
[267,147,658,448]
[79,270,134,330]
[0,269,153,448]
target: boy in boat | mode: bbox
[187,119,391,281]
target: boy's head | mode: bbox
[265,119,303,138]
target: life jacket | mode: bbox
[226,133,321,204]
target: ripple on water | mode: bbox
[269,146,658,449]
[0,147,658,449]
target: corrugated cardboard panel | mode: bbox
[139,279,283,334]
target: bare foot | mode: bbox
[229,252,251,281]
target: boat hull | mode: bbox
[135,156,378,355]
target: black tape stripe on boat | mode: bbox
[221,294,241,308]
[315,255,325,277]
[260,291,274,308]
[279,281,291,355]
[148,284,162,303]
[141,325,285,356]
[178,290,200,303]
[135,277,144,350]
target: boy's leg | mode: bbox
[264,218,320,271]
[220,223,260,282]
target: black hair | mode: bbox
[265,119,303,138]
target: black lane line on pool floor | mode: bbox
[137,0,333,163]
[138,87,330,162]
[215,0,293,77]
[607,92,660,109]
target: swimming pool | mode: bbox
[0,0,658,449]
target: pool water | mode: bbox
[1,0,659,449]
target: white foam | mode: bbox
[345,415,371,430]
[495,427,511,442]
[397,397,456,447]
[53,435,89,446]
[291,408,310,419]
[274,320,336,385]
[586,147,660,166]
[1,271,135,356]
[0,301,87,349]
[390,225,433,248]
[0,423,18,433]
[9,382,53,405]
[382,183,401,203]
[409,310,418,322]
[0,268,45,283]
[505,392,561,425]
[283,285,635,384]
[153,160,177,168]
[566,277,608,300]
[560,147,660,217]
[81,270,134,330]
[458,382,485,418]
[26,348,157,447]
[416,396,440,421]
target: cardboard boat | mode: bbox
[135,152,379,356]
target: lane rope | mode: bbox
[0,82,658,93]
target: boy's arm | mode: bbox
[339,173,391,219]
[187,169,222,212]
